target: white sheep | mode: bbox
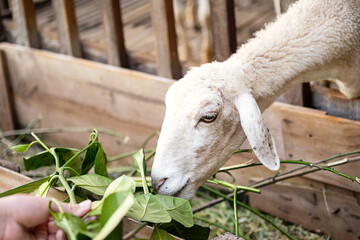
[151,0,360,200]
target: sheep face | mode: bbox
[151,63,280,200]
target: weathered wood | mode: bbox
[311,84,360,121]
[282,82,312,106]
[0,42,172,157]
[210,0,236,62]
[0,166,67,200]
[0,50,15,131]
[101,0,129,67]
[0,159,20,172]
[150,0,181,79]
[249,179,360,240]
[52,0,82,57]
[11,0,40,48]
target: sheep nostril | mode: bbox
[152,177,168,193]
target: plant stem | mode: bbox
[233,189,239,237]
[233,149,252,154]
[108,149,153,162]
[201,185,296,240]
[1,127,128,142]
[123,222,147,240]
[193,155,360,213]
[58,167,76,204]
[194,216,236,236]
[31,132,51,152]
[1,114,41,158]
[141,131,159,149]
[207,179,261,194]
[62,133,98,168]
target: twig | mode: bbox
[123,222,147,240]
[0,127,129,142]
[193,155,360,213]
[108,149,153,162]
[141,131,159,149]
[0,114,42,158]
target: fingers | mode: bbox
[52,199,92,217]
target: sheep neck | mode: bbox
[226,0,359,110]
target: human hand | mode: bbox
[0,195,91,240]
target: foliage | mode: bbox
[0,131,207,240]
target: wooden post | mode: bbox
[0,50,15,131]
[278,0,311,106]
[101,0,129,68]
[150,0,181,79]
[11,0,40,48]
[210,0,236,62]
[52,0,82,57]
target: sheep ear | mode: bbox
[234,93,280,171]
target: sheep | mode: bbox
[173,0,213,63]
[151,0,360,200]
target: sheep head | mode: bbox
[151,62,280,200]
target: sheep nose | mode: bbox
[152,177,168,193]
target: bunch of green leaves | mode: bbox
[0,131,209,240]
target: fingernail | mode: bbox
[79,200,91,208]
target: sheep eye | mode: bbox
[201,114,217,123]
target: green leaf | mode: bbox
[94,192,134,240]
[133,148,149,194]
[150,227,174,240]
[94,144,109,178]
[126,193,171,223]
[154,195,194,227]
[49,199,92,240]
[160,221,210,240]
[81,142,99,174]
[34,180,51,197]
[104,175,136,199]
[0,177,48,198]
[11,141,38,153]
[67,174,112,196]
[23,148,78,171]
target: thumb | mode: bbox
[56,200,92,217]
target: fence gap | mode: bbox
[210,0,236,62]
[11,0,40,48]
[101,0,128,68]
[52,0,82,57]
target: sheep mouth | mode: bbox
[174,179,190,197]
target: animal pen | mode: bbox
[0,0,359,239]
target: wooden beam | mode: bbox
[11,0,40,48]
[150,0,181,79]
[0,50,15,131]
[210,0,236,62]
[249,180,360,240]
[101,0,128,68]
[52,0,81,57]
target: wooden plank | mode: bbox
[101,0,129,67]
[150,0,181,79]
[11,0,40,47]
[0,166,67,200]
[311,84,360,121]
[0,42,173,156]
[249,180,360,240]
[52,0,82,57]
[210,0,236,61]
[275,103,360,192]
[282,82,312,106]
[0,50,15,131]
